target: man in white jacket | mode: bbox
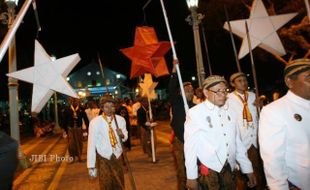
[184,75,256,190]
[227,72,266,189]
[87,94,128,190]
[259,58,310,190]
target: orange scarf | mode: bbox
[234,91,253,128]
[102,114,118,148]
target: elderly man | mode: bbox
[184,75,256,190]
[259,59,310,190]
[87,94,128,190]
[227,72,266,189]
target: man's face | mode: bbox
[233,76,248,92]
[69,98,79,107]
[184,85,194,101]
[102,102,115,116]
[286,70,310,100]
[203,82,227,107]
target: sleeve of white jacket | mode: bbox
[87,119,97,168]
[118,116,128,142]
[235,119,253,174]
[259,106,289,190]
[184,110,199,179]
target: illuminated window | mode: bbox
[77,81,83,88]
[106,79,110,85]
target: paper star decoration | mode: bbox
[223,0,297,59]
[120,26,171,79]
[139,74,158,100]
[7,40,80,113]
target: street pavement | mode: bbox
[13,120,177,190]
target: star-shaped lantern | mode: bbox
[120,26,171,79]
[223,0,297,59]
[139,73,158,100]
[7,40,80,113]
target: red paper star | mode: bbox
[120,26,171,79]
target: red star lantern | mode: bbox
[120,26,171,79]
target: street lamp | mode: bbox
[1,0,20,143]
[1,0,31,169]
[186,0,205,87]
[50,55,61,133]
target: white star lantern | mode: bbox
[139,73,158,100]
[7,40,80,113]
[223,0,297,59]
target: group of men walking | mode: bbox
[63,58,309,190]
[169,58,310,190]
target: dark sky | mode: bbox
[0,0,307,101]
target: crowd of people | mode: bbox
[84,58,309,190]
[169,58,310,190]
[0,58,309,190]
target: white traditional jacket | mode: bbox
[227,91,258,150]
[259,91,310,190]
[184,100,253,179]
[87,114,128,169]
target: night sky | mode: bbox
[0,0,307,101]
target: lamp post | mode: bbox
[1,0,31,169]
[116,74,122,99]
[1,0,20,142]
[186,0,205,87]
[53,92,62,133]
[50,56,61,133]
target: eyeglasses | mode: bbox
[207,89,228,96]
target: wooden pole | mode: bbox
[245,21,260,113]
[224,5,242,72]
[159,0,189,112]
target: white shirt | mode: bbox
[184,100,253,179]
[227,91,258,150]
[87,114,128,168]
[259,91,310,190]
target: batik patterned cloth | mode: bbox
[97,154,124,190]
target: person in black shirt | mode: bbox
[63,97,89,162]
[137,98,155,157]
[115,100,131,150]
[169,60,195,190]
[0,131,18,190]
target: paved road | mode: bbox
[13,120,177,190]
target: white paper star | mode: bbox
[223,0,297,59]
[139,73,158,100]
[7,40,80,113]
